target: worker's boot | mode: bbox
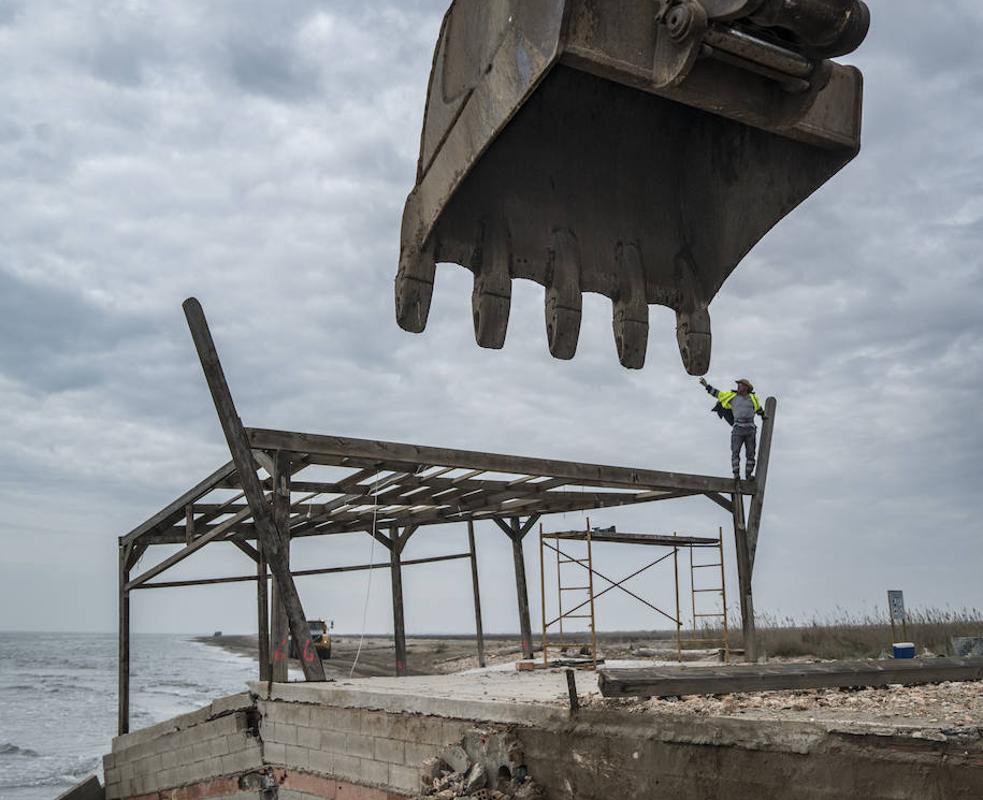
[745,469,755,481]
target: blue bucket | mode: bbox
[892,642,916,659]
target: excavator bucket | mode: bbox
[395,0,869,372]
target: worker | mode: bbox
[699,377,768,479]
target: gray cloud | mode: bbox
[1,0,981,636]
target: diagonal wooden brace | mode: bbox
[183,297,325,681]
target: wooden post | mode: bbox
[118,542,130,736]
[182,298,324,681]
[746,397,777,569]
[257,545,270,682]
[467,521,486,668]
[271,450,291,682]
[732,488,757,662]
[390,527,407,677]
[510,518,534,659]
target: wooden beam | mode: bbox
[121,461,236,545]
[508,517,534,659]
[598,657,983,699]
[704,492,734,513]
[746,397,777,569]
[183,297,324,682]
[126,507,254,590]
[545,531,719,547]
[271,450,291,683]
[130,552,473,590]
[257,546,270,682]
[118,543,130,736]
[390,527,407,676]
[731,486,757,662]
[247,428,754,497]
[467,521,485,668]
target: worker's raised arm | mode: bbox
[699,377,720,398]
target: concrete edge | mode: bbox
[112,691,254,753]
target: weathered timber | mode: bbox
[271,450,291,683]
[505,517,536,659]
[118,544,130,735]
[247,428,754,497]
[747,397,777,569]
[125,507,254,590]
[390,527,407,676]
[467,520,485,668]
[131,552,473,590]
[121,461,236,546]
[732,487,757,662]
[183,298,324,681]
[598,657,983,698]
[546,531,718,547]
[257,546,270,682]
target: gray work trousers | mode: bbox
[731,425,757,476]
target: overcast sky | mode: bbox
[1,1,981,638]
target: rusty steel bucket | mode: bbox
[395,0,869,372]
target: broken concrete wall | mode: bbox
[107,688,983,800]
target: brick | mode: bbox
[360,711,395,739]
[161,748,179,770]
[226,731,254,754]
[176,745,195,766]
[209,734,231,758]
[404,741,439,766]
[319,730,348,754]
[346,733,375,760]
[274,722,300,745]
[265,741,287,764]
[297,724,320,750]
[210,691,253,717]
[310,706,360,733]
[270,702,312,728]
[192,740,213,762]
[360,758,389,787]
[221,746,261,775]
[389,763,420,794]
[309,746,335,775]
[333,754,361,782]
[285,744,311,770]
[373,737,405,765]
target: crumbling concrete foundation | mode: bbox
[104,675,983,800]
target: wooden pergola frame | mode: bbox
[116,300,777,735]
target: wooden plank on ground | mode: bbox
[598,657,983,698]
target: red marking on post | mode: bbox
[273,635,288,663]
[303,639,315,663]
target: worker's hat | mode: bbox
[735,378,754,391]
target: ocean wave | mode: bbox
[0,743,41,758]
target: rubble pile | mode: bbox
[416,729,544,800]
[589,680,983,726]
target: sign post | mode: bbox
[887,590,907,642]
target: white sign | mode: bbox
[887,590,906,622]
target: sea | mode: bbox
[0,632,262,800]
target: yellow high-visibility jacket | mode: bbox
[715,391,762,413]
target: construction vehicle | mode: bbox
[289,619,332,660]
[395,0,869,373]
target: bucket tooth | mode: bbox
[395,239,436,334]
[545,230,583,360]
[676,306,712,376]
[612,244,649,369]
[471,218,512,350]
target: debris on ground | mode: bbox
[586,680,983,728]
[416,728,545,799]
